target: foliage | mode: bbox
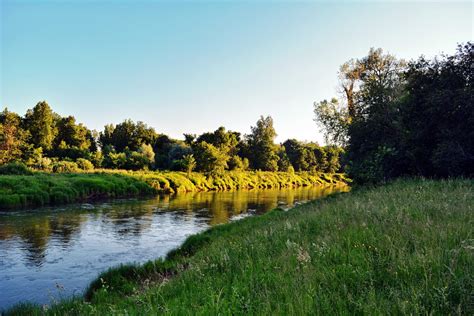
[0,162,33,175]
[99,120,157,152]
[54,116,91,153]
[182,154,196,176]
[245,116,279,171]
[0,108,29,164]
[192,141,230,175]
[76,158,95,171]
[0,173,156,209]
[1,104,342,174]
[313,98,350,146]
[23,101,57,151]
[314,42,473,183]
[52,161,80,173]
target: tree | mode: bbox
[0,108,28,164]
[193,141,229,174]
[183,133,196,146]
[325,146,343,173]
[339,58,363,119]
[24,101,56,151]
[400,42,474,177]
[246,116,279,171]
[55,116,90,149]
[276,147,292,172]
[182,154,196,176]
[313,98,350,146]
[228,155,249,171]
[53,116,93,159]
[282,139,309,171]
[99,119,157,152]
[195,127,240,156]
[168,143,192,170]
[137,143,155,169]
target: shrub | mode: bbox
[0,162,33,175]
[76,158,95,171]
[52,161,80,173]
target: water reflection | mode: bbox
[0,185,347,309]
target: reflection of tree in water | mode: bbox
[162,186,349,226]
[49,214,86,245]
[102,202,155,237]
[0,211,86,266]
[17,218,50,267]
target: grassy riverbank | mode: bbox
[0,170,347,210]
[6,178,473,314]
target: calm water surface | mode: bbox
[0,185,347,310]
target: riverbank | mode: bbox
[6,178,473,314]
[0,170,348,210]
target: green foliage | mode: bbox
[52,161,80,173]
[193,141,229,175]
[313,98,350,146]
[99,120,157,152]
[76,158,94,171]
[23,101,57,151]
[7,179,473,314]
[246,116,279,171]
[0,162,33,175]
[2,103,342,175]
[227,155,247,171]
[315,42,473,183]
[0,173,156,209]
[103,149,127,169]
[182,154,196,176]
[54,116,91,152]
[124,151,151,171]
[0,108,29,164]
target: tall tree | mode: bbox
[99,119,157,152]
[339,59,362,119]
[193,141,229,174]
[0,108,28,163]
[55,116,91,150]
[24,101,56,151]
[246,116,279,171]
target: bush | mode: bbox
[0,162,33,175]
[52,161,80,173]
[76,158,95,171]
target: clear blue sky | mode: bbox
[1,1,472,144]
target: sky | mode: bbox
[1,1,472,144]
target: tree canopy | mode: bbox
[314,42,473,183]
[0,105,342,174]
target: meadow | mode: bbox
[6,178,473,315]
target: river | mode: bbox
[0,185,347,310]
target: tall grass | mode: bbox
[0,170,348,210]
[132,170,348,193]
[0,173,156,210]
[5,178,473,315]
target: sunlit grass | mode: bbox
[0,170,348,209]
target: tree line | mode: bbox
[0,104,343,174]
[314,42,473,183]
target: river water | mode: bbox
[0,185,347,310]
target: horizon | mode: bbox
[1,0,472,143]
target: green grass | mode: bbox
[0,173,156,209]
[0,171,347,210]
[5,178,473,315]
